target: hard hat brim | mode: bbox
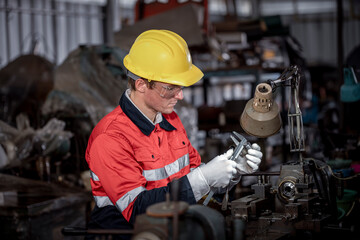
[162,64,204,87]
[124,55,203,87]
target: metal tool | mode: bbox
[203,131,251,207]
[228,131,251,162]
[221,132,251,210]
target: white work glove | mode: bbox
[235,143,263,174]
[212,144,263,194]
[187,149,236,201]
[199,149,236,188]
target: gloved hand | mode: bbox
[209,175,241,195]
[235,143,263,174]
[199,149,236,188]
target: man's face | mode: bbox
[144,81,184,114]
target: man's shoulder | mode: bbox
[93,106,131,134]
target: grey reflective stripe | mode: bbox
[94,196,114,207]
[116,186,146,212]
[90,170,99,181]
[143,154,189,181]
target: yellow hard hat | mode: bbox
[123,29,204,87]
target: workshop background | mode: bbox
[0,0,359,239]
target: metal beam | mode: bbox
[103,0,114,46]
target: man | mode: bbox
[85,29,262,237]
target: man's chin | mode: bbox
[162,108,175,114]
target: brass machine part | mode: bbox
[240,83,282,138]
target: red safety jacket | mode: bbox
[86,91,201,223]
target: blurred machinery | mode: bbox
[228,66,358,239]
[230,160,339,239]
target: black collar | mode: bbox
[119,92,176,136]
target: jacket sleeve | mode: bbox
[188,141,201,170]
[88,133,196,223]
[129,175,196,224]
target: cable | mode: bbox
[303,157,360,181]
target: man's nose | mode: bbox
[174,89,184,100]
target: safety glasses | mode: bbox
[153,82,184,99]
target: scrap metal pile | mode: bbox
[0,46,129,185]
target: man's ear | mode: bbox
[135,78,147,93]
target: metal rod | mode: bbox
[62,227,134,235]
[30,0,35,53]
[42,0,47,54]
[103,0,114,46]
[75,3,79,45]
[87,229,134,235]
[51,0,58,64]
[17,0,23,56]
[241,171,280,176]
[171,179,180,240]
[337,0,344,130]
[281,85,287,162]
[66,2,72,54]
[86,4,92,44]
[5,0,11,62]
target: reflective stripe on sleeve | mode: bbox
[90,170,99,181]
[91,170,146,212]
[142,153,189,181]
[93,185,146,211]
[94,195,114,207]
[116,186,146,212]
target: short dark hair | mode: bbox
[128,77,155,91]
[128,77,136,90]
